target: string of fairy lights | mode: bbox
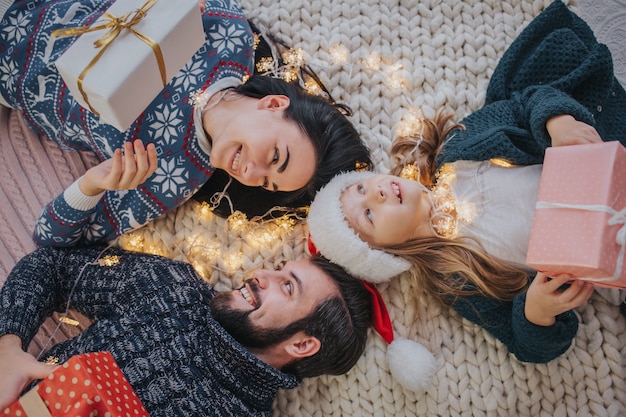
[118,42,469,278]
[43,40,466,355]
[118,201,306,279]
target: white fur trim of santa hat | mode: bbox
[308,171,412,283]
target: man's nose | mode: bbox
[252,269,277,289]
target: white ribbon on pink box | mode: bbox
[527,141,626,288]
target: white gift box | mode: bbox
[55,0,204,131]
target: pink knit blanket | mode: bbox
[0,106,95,353]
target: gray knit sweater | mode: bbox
[0,246,299,416]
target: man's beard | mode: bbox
[210,281,302,349]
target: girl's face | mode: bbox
[205,95,316,192]
[340,174,433,246]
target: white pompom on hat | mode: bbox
[361,281,437,391]
[307,170,412,283]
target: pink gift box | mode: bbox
[526,141,626,288]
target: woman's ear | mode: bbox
[283,332,321,359]
[257,94,290,111]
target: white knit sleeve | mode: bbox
[63,177,105,211]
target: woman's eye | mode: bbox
[272,148,279,164]
[262,178,269,189]
[365,208,372,223]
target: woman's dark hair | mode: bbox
[193,23,372,218]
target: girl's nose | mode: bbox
[374,186,386,202]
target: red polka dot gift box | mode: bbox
[526,141,626,289]
[2,351,149,417]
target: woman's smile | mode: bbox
[230,146,242,173]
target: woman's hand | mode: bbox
[524,272,594,326]
[546,114,602,147]
[79,140,158,196]
[0,335,57,410]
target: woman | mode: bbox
[0,0,371,246]
[308,0,626,364]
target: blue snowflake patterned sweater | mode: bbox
[0,0,254,246]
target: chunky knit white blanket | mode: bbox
[1,0,625,416]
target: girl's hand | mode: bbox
[524,272,594,326]
[79,140,158,196]
[0,335,58,410]
[546,114,602,147]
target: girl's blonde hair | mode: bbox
[386,109,529,302]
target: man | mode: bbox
[0,246,372,416]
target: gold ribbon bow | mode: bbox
[52,0,166,117]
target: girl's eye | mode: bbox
[271,148,279,164]
[357,184,364,194]
[285,281,293,294]
[365,208,372,223]
[262,177,269,189]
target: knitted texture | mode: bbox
[578,0,626,86]
[437,0,626,167]
[1,0,626,416]
[0,246,298,416]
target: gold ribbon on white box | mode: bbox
[52,0,166,117]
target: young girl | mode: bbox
[0,0,371,247]
[308,0,626,364]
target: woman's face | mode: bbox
[340,174,433,246]
[205,94,316,192]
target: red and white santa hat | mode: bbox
[362,279,438,391]
[307,170,412,283]
[308,180,437,391]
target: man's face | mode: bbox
[210,259,338,348]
